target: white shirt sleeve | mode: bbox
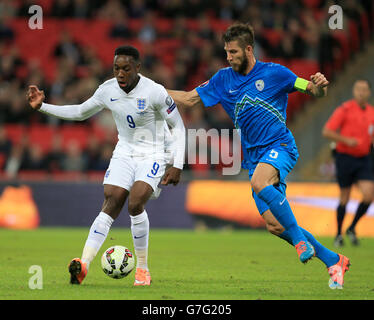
[154,87,186,170]
[39,87,105,121]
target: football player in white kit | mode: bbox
[27,46,186,286]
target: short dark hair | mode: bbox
[114,45,140,62]
[354,78,371,89]
[222,23,255,49]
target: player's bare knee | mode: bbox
[251,178,266,195]
[128,200,144,216]
[266,223,283,236]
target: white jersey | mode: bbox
[40,74,185,169]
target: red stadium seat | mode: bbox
[155,18,173,34]
[4,124,26,145]
[290,59,319,79]
[17,170,49,181]
[360,12,370,41]
[261,29,283,48]
[348,20,360,53]
[209,19,231,32]
[0,153,5,170]
[333,31,350,64]
[29,125,56,154]
[87,171,105,182]
[302,0,322,9]
[51,171,84,181]
[59,125,89,151]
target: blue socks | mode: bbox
[281,228,339,268]
[256,184,340,267]
[257,185,306,245]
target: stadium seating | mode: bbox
[29,125,56,154]
[4,124,27,145]
[1,1,373,180]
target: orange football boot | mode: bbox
[133,268,151,286]
[328,254,350,289]
[295,240,315,263]
[68,258,87,285]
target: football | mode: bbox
[101,245,135,279]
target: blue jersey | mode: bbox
[196,60,299,169]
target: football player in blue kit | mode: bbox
[168,23,350,289]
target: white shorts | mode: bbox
[103,156,167,195]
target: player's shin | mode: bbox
[130,210,149,270]
[81,211,114,270]
[257,185,306,245]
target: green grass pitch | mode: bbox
[1,227,374,300]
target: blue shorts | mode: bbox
[247,143,299,215]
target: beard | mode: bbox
[232,54,249,75]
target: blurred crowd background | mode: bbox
[0,0,373,180]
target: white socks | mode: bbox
[82,211,114,270]
[81,210,150,271]
[130,210,149,270]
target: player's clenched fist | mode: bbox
[310,72,329,88]
[26,85,45,110]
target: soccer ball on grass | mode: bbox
[101,245,135,279]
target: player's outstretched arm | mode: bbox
[305,72,329,97]
[167,89,204,109]
[26,85,104,121]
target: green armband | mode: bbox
[294,77,309,93]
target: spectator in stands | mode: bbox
[0,0,17,18]
[127,0,147,18]
[109,9,133,39]
[197,14,215,41]
[141,42,159,71]
[72,0,94,18]
[169,15,188,40]
[215,0,235,20]
[173,61,188,90]
[98,0,126,20]
[4,96,31,124]
[54,30,84,66]
[22,144,46,170]
[51,0,75,18]
[90,142,114,171]
[160,0,184,18]
[0,125,12,170]
[0,0,371,180]
[318,26,341,78]
[61,140,87,172]
[84,135,101,171]
[183,0,207,18]
[138,11,157,43]
[45,134,65,172]
[17,0,36,16]
[0,47,24,82]
[0,15,14,41]
[4,136,28,178]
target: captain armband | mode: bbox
[294,77,309,93]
